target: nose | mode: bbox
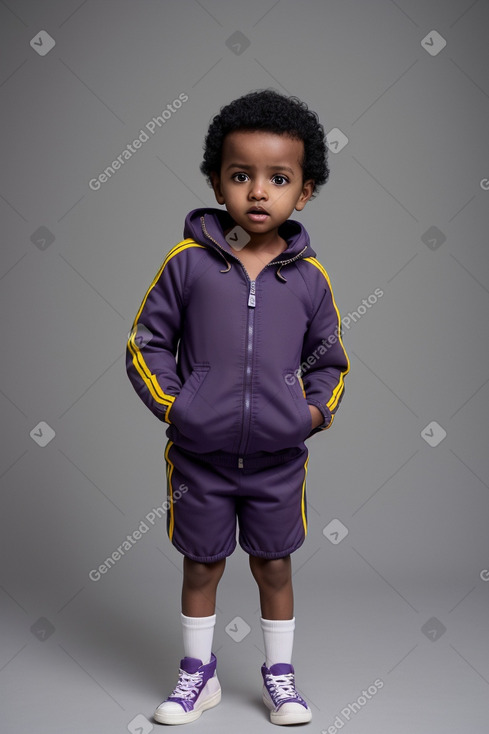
[249,177,268,201]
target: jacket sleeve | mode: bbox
[125,242,201,423]
[300,258,350,432]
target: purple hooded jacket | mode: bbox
[126,208,349,466]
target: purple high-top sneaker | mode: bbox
[261,662,312,725]
[154,653,221,725]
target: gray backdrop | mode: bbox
[1,1,488,732]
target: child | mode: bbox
[126,89,349,726]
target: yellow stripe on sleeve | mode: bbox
[303,257,351,412]
[127,240,205,422]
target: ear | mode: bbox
[210,172,225,205]
[294,179,315,211]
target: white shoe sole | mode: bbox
[263,689,312,726]
[154,686,221,725]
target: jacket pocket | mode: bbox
[168,364,210,435]
[283,369,313,442]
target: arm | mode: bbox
[301,259,350,433]
[125,242,203,423]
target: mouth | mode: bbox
[246,208,270,222]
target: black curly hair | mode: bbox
[200,89,329,198]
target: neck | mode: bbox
[244,228,287,254]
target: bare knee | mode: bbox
[183,557,226,591]
[249,555,291,592]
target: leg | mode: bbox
[249,553,295,666]
[182,556,226,617]
[154,556,225,725]
[241,454,312,725]
[249,554,293,620]
[250,554,312,725]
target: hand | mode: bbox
[308,404,323,430]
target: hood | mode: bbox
[183,207,316,279]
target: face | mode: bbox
[210,130,314,242]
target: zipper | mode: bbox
[238,277,256,460]
[199,215,306,468]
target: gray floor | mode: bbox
[2,517,489,733]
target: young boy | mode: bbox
[126,89,349,726]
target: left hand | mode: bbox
[308,404,324,430]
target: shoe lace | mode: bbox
[266,672,300,705]
[170,669,204,700]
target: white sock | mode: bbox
[260,617,295,668]
[181,613,216,665]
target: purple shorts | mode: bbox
[164,441,310,562]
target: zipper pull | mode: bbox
[238,457,244,469]
[248,280,256,308]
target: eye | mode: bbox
[271,174,289,185]
[232,172,249,182]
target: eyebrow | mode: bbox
[225,163,295,174]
